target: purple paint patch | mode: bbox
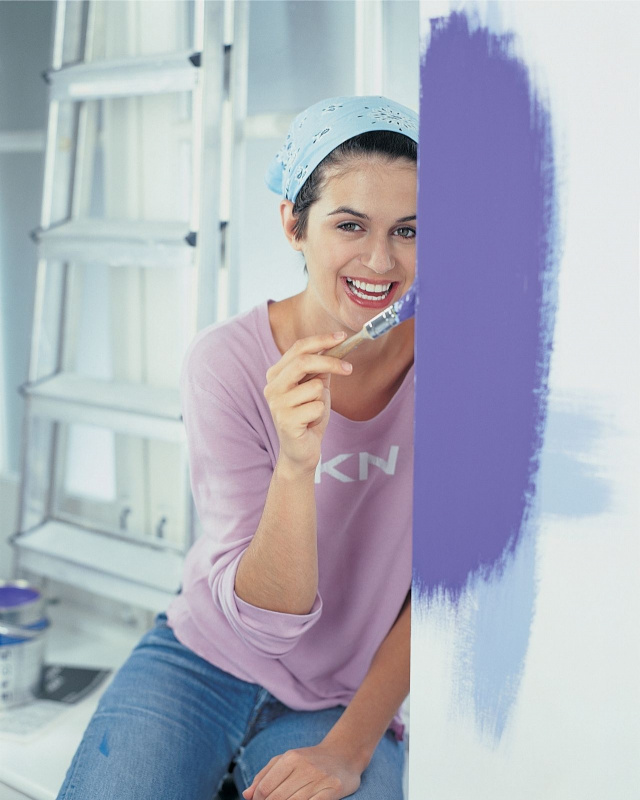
[413,13,559,600]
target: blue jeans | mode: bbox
[57,614,404,799]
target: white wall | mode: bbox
[410,2,639,796]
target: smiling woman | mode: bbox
[270,160,416,425]
[283,159,416,310]
[56,96,418,800]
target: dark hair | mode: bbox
[291,130,417,241]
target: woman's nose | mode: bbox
[360,236,394,274]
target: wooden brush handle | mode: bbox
[300,328,371,383]
[323,328,370,358]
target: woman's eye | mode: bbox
[395,226,416,239]
[338,222,362,232]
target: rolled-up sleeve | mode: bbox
[181,363,323,658]
[216,551,323,657]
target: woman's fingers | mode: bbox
[267,353,351,396]
[246,745,353,800]
[278,399,328,435]
[269,380,331,433]
[278,378,325,409]
[245,756,293,800]
[266,332,346,382]
[242,756,280,799]
[249,758,318,800]
[257,774,316,800]
[263,332,350,473]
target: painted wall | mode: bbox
[410,2,638,796]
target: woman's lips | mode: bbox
[340,277,399,309]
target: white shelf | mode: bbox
[13,521,183,612]
[35,219,195,268]
[22,374,184,441]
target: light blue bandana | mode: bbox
[265,95,419,203]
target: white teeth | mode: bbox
[352,287,387,300]
[347,278,392,293]
[346,278,392,301]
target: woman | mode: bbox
[57,96,417,800]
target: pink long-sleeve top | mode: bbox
[167,301,413,741]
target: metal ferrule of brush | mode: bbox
[364,306,400,340]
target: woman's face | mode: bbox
[290,157,417,334]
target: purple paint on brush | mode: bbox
[394,282,418,323]
[413,13,559,600]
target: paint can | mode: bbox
[0,580,50,710]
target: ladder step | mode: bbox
[13,521,183,612]
[33,219,196,267]
[45,50,201,101]
[22,374,184,441]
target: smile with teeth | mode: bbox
[345,278,393,300]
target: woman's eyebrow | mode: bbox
[328,206,369,219]
[328,206,417,223]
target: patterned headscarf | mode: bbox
[265,96,419,203]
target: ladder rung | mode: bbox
[13,521,183,612]
[33,219,196,267]
[22,374,184,441]
[46,50,201,101]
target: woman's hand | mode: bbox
[264,332,353,476]
[241,742,362,800]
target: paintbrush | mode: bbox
[300,283,417,384]
[324,282,418,360]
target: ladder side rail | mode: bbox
[15,0,77,570]
[134,1,194,551]
[355,0,384,96]
[226,0,249,320]
[104,0,152,552]
[51,0,68,71]
[183,19,201,547]
[189,1,205,240]
[182,0,226,550]
[193,0,204,53]
[180,0,199,546]
[194,0,226,334]
[46,0,101,557]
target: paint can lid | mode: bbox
[0,580,45,625]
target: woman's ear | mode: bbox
[280,200,304,252]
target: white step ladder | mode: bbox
[11,0,240,612]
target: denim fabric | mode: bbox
[57,614,404,800]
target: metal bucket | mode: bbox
[0,580,50,710]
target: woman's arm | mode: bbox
[321,589,411,771]
[235,331,352,615]
[234,458,319,615]
[242,591,411,800]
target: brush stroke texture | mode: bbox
[413,12,558,601]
